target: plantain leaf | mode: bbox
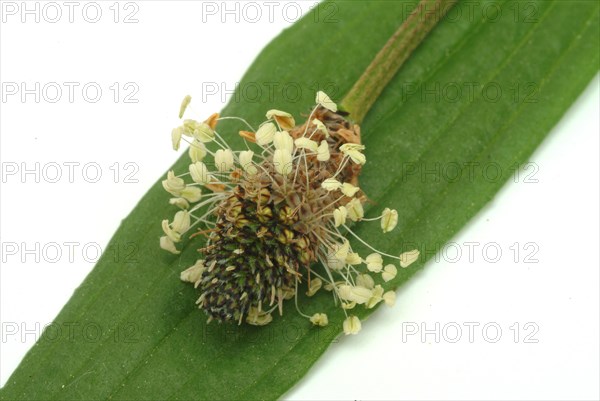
[1,1,598,400]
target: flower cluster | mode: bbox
[161,91,419,335]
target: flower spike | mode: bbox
[160,93,419,334]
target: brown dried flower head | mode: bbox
[161,92,419,334]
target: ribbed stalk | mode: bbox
[341,0,458,123]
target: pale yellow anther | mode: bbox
[246,307,273,326]
[309,313,329,327]
[383,291,396,307]
[189,140,207,163]
[161,219,181,242]
[172,210,191,233]
[351,286,374,304]
[273,131,294,154]
[161,210,191,243]
[339,143,365,152]
[191,121,215,143]
[346,198,364,221]
[317,140,330,162]
[306,278,323,297]
[333,240,350,263]
[321,178,342,192]
[341,183,360,197]
[381,208,398,233]
[162,170,186,196]
[169,197,189,209]
[182,119,198,136]
[273,149,293,175]
[341,301,356,310]
[171,127,183,151]
[327,252,345,270]
[266,109,295,130]
[160,236,180,255]
[215,149,234,172]
[339,143,366,165]
[239,150,258,176]
[366,285,384,309]
[189,162,211,185]
[179,95,192,119]
[180,259,204,286]
[382,264,398,282]
[180,185,202,202]
[356,274,375,290]
[333,206,347,227]
[399,249,420,268]
[189,162,210,185]
[345,252,362,265]
[338,284,352,300]
[294,137,319,153]
[365,253,383,273]
[343,315,361,335]
[312,118,329,137]
[316,91,338,112]
[338,284,372,305]
[256,122,277,146]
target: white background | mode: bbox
[1,1,598,400]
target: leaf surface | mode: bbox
[1,1,598,400]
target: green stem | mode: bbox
[341,0,458,123]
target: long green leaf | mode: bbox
[1,1,598,400]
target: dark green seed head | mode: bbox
[197,189,308,323]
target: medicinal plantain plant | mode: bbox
[162,92,418,332]
[158,0,458,334]
[1,0,598,400]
